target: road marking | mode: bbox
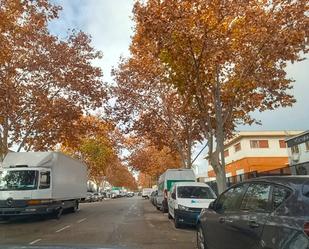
[29,239,42,245]
[55,225,71,233]
[77,218,87,223]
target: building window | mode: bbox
[291,145,299,154]
[279,140,286,148]
[224,149,229,158]
[250,140,269,149]
[306,142,309,152]
[234,142,241,152]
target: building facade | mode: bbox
[286,130,309,175]
[207,131,303,178]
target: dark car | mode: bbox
[197,176,309,249]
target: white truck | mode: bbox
[141,188,153,199]
[0,152,87,219]
[156,169,196,212]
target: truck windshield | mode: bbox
[177,186,216,199]
[0,170,38,191]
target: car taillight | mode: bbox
[164,189,168,198]
[304,222,309,236]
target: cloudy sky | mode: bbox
[49,0,309,174]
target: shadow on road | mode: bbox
[0,209,77,225]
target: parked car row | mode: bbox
[83,192,106,202]
[149,168,309,249]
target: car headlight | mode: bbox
[178,204,190,211]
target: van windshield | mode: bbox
[177,186,216,199]
[0,170,38,191]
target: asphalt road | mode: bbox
[0,197,196,249]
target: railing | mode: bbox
[206,163,309,195]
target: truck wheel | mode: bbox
[53,207,63,219]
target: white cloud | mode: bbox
[49,0,135,82]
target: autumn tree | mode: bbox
[111,57,203,168]
[106,159,138,191]
[61,116,116,185]
[62,116,137,190]
[137,172,153,188]
[129,0,308,193]
[129,142,181,181]
[0,0,105,159]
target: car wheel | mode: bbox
[174,215,181,228]
[168,212,172,219]
[197,223,207,249]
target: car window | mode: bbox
[283,231,309,249]
[302,181,309,198]
[39,171,50,189]
[272,185,292,210]
[177,186,216,199]
[241,183,271,212]
[216,184,247,212]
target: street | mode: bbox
[0,197,196,249]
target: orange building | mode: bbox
[207,131,303,178]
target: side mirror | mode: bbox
[208,201,215,210]
[171,193,176,199]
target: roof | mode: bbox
[2,152,56,168]
[174,182,210,187]
[246,176,309,186]
[224,130,303,148]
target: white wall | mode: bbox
[224,136,289,165]
[207,136,291,175]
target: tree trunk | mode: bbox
[214,68,227,193]
[215,166,227,194]
[0,117,9,161]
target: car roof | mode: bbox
[174,182,210,187]
[245,176,309,187]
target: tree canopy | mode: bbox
[0,0,105,158]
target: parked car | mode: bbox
[196,176,309,249]
[150,190,158,206]
[84,192,95,202]
[168,182,216,228]
[142,188,153,199]
[93,192,104,201]
[157,169,196,212]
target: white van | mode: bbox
[141,188,153,199]
[157,169,195,212]
[168,182,216,228]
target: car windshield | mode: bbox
[0,170,38,191]
[177,186,216,199]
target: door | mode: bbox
[226,183,272,249]
[168,185,177,217]
[33,170,52,199]
[204,183,248,249]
